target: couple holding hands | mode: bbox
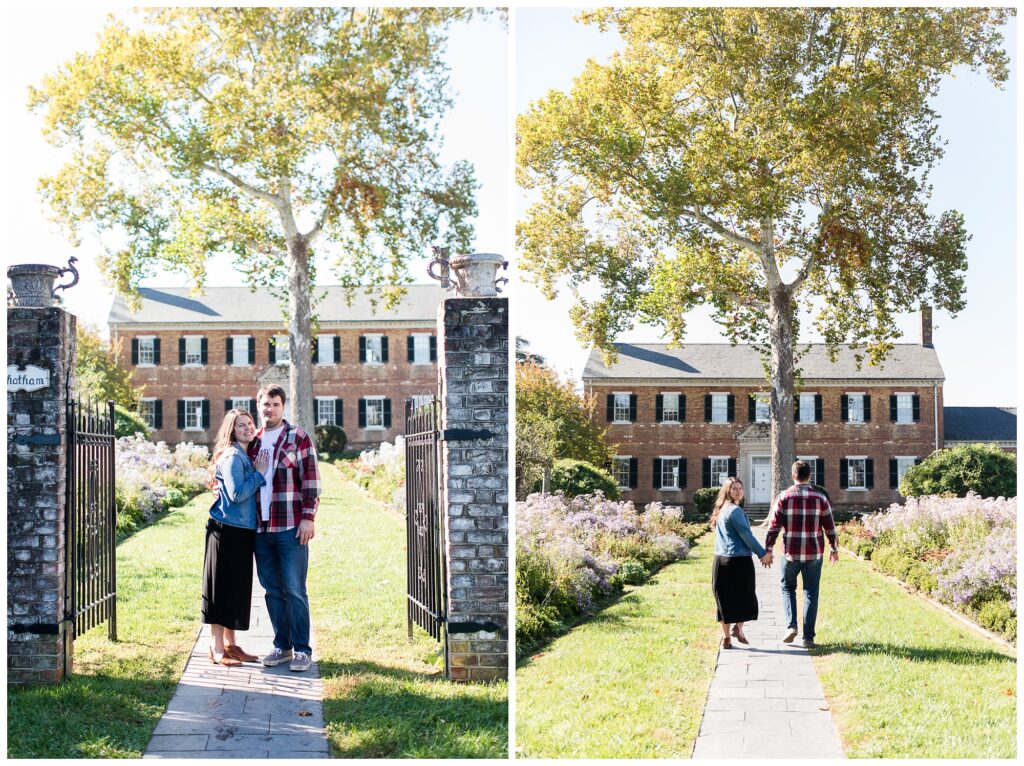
[711,460,839,650]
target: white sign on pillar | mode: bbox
[7,365,51,393]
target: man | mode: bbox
[249,384,320,672]
[764,460,839,649]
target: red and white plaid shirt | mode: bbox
[765,483,837,561]
[248,420,320,533]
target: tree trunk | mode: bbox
[767,288,797,499]
[285,237,316,438]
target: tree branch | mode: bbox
[204,163,282,207]
[681,207,764,253]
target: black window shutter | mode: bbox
[429,336,437,361]
[794,398,800,421]
[606,394,614,421]
[628,394,637,422]
[248,337,255,364]
[334,336,341,363]
[841,394,849,422]
[359,336,367,363]
[704,395,712,422]
[269,339,276,364]
[702,458,711,488]
[200,337,208,365]
[381,336,389,362]
[816,459,825,487]
[889,395,897,422]
[840,459,849,489]
[727,394,735,422]
[154,400,163,429]
[864,395,872,422]
[312,337,319,363]
[407,336,415,362]
[202,400,210,429]
[358,399,367,428]
[629,457,638,489]
[728,457,737,478]
[912,394,921,422]
[383,398,392,427]
[226,338,233,365]
[656,394,664,422]
[335,398,343,426]
[748,395,756,422]
[177,400,185,429]
[131,338,139,365]
[865,458,874,489]
[653,458,662,489]
[179,338,185,365]
[679,458,688,488]
[249,399,258,420]
[224,399,232,413]
[153,338,161,364]
[815,394,822,422]
[889,459,898,489]
[680,395,686,422]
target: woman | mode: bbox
[204,409,270,665]
[711,477,771,648]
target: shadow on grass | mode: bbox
[8,672,176,758]
[318,658,507,759]
[813,640,1015,665]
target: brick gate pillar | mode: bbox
[7,305,77,683]
[437,296,509,681]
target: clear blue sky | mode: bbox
[515,8,1017,408]
[4,7,509,333]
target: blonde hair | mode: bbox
[710,477,743,527]
[207,409,256,489]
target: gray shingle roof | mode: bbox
[108,284,445,326]
[582,343,944,382]
[943,407,1017,443]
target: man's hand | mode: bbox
[829,549,839,564]
[296,519,315,545]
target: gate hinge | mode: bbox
[441,428,494,442]
[446,620,501,634]
[9,618,70,635]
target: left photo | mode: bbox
[6,7,509,759]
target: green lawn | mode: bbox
[515,539,718,758]
[812,552,1016,758]
[8,461,507,759]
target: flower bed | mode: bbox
[838,493,1016,641]
[115,435,209,536]
[335,437,405,514]
[516,491,707,656]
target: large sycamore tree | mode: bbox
[518,7,1012,495]
[32,7,481,435]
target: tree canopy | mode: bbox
[75,323,142,409]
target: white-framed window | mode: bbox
[184,398,204,431]
[232,335,251,366]
[847,393,866,423]
[895,456,917,485]
[410,394,433,411]
[183,336,203,366]
[660,456,682,491]
[799,393,816,424]
[612,456,632,489]
[895,393,914,424]
[364,396,385,429]
[138,398,157,428]
[710,456,730,487]
[231,397,251,412]
[754,393,771,423]
[613,392,632,423]
[364,334,384,364]
[661,392,681,422]
[273,334,290,364]
[137,336,156,366]
[411,333,432,364]
[711,393,729,424]
[847,457,867,490]
[316,397,336,425]
[798,455,820,486]
[317,334,336,365]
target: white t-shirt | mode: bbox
[258,425,285,521]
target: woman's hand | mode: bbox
[253,450,271,474]
[760,551,773,568]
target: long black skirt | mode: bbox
[712,554,758,623]
[202,519,255,630]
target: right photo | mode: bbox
[514,7,1016,759]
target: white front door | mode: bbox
[750,456,771,504]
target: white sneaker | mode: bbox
[261,647,293,667]
[289,651,311,672]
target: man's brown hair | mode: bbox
[257,384,287,405]
[791,460,811,482]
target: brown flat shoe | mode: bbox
[224,644,259,662]
[721,636,732,650]
[208,647,241,667]
[731,627,749,644]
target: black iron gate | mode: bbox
[405,397,445,642]
[66,399,117,649]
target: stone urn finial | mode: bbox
[7,257,79,308]
[428,248,508,298]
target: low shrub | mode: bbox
[692,487,718,517]
[548,459,620,499]
[899,443,1016,499]
[978,599,1013,637]
[315,424,348,455]
[619,559,648,586]
[114,404,151,438]
[339,438,405,513]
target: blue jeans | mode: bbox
[254,529,311,656]
[780,556,823,641]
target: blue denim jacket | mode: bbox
[714,503,766,558]
[209,443,265,530]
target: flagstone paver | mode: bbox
[144,576,329,759]
[692,530,844,759]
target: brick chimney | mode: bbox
[921,305,933,347]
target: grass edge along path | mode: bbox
[515,537,718,758]
[812,549,1016,758]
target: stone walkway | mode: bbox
[144,576,329,759]
[692,530,844,759]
